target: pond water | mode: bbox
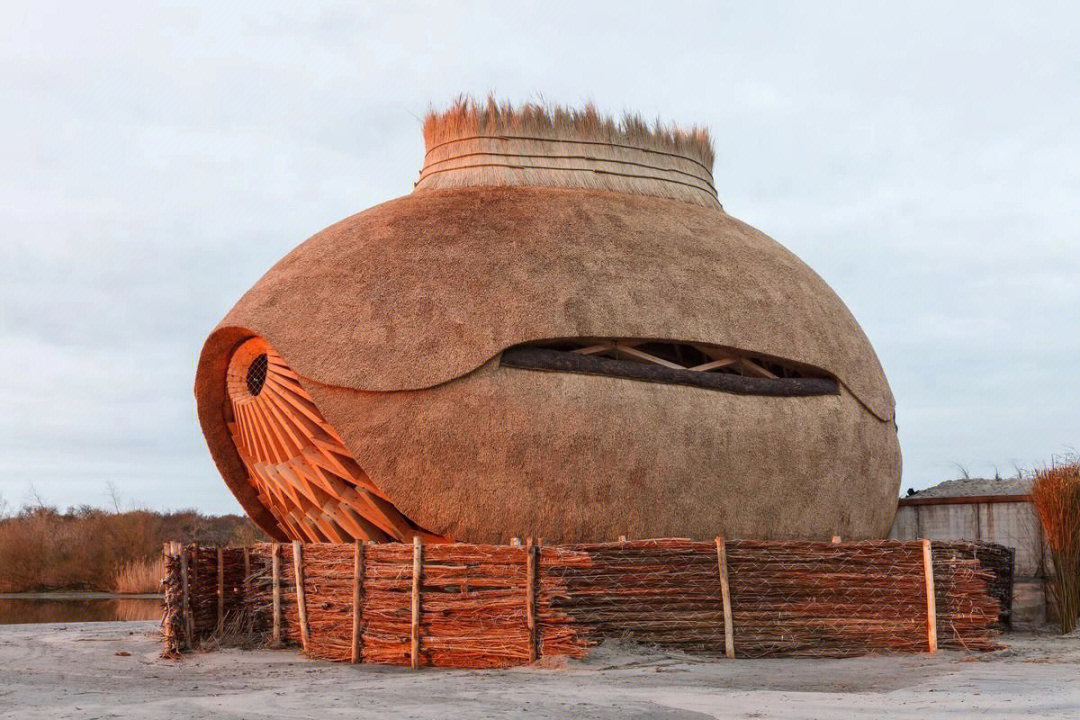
[0,593,162,625]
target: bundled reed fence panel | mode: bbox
[162,538,1001,664]
[539,539,727,655]
[725,540,932,657]
[161,543,251,655]
[355,542,413,665]
[416,543,536,668]
[933,540,1013,630]
[161,548,185,655]
[930,543,1006,648]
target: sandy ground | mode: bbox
[2,622,1079,719]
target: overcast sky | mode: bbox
[2,2,1078,514]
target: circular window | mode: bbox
[246,353,268,396]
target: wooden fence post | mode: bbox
[293,541,310,652]
[922,539,938,653]
[352,540,365,664]
[715,537,735,659]
[411,535,423,670]
[179,545,192,650]
[271,543,281,646]
[216,547,225,632]
[190,542,199,640]
[526,537,537,662]
[243,547,251,603]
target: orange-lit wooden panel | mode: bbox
[225,336,448,544]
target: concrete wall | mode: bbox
[889,499,1046,626]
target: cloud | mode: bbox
[2,1,1078,512]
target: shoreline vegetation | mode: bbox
[0,504,266,594]
[113,557,166,594]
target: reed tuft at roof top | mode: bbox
[418,96,719,207]
[423,95,715,168]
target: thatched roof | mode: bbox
[198,323,900,543]
[417,97,720,208]
[195,101,901,543]
[299,356,901,543]
[197,186,900,542]
[205,186,894,422]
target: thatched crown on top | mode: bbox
[417,97,720,208]
[423,97,715,167]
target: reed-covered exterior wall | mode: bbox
[195,100,901,547]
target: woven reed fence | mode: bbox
[933,541,1014,630]
[162,538,1005,666]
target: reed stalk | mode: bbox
[1030,462,1080,633]
[113,556,165,594]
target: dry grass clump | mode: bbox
[424,95,714,167]
[113,556,165,594]
[1030,460,1080,633]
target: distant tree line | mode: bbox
[0,500,266,592]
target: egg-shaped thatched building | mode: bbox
[195,99,901,545]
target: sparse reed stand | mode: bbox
[161,538,1006,665]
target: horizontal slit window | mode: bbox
[500,340,839,397]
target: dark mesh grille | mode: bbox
[246,353,268,396]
